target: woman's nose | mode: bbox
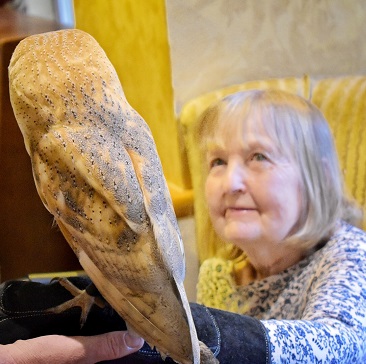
[223,162,247,193]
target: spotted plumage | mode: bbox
[9,29,215,364]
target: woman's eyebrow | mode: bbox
[242,135,277,151]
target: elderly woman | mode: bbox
[0,89,364,363]
[196,89,366,362]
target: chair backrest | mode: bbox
[311,76,366,230]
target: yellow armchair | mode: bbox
[180,75,365,263]
[311,76,366,230]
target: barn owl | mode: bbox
[9,29,216,364]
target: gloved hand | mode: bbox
[0,278,268,363]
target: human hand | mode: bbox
[0,331,144,364]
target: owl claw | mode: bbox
[47,278,105,327]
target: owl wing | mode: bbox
[31,123,198,364]
[118,109,201,364]
[121,109,201,363]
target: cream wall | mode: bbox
[166,0,366,112]
[9,0,74,26]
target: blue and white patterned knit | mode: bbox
[197,221,366,363]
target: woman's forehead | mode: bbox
[213,107,276,140]
[207,106,296,157]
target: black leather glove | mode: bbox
[0,278,268,363]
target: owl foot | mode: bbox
[47,278,105,327]
[199,340,219,363]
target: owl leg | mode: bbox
[47,277,105,327]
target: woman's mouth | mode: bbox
[225,206,256,218]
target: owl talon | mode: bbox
[48,278,105,327]
[199,341,219,364]
[56,277,84,296]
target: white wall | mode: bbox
[166,0,366,112]
[23,0,55,20]
[18,0,74,27]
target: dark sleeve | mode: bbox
[0,278,269,363]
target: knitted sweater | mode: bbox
[197,222,366,363]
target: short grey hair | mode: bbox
[198,89,361,252]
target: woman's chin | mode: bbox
[222,223,262,245]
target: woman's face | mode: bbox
[205,115,303,250]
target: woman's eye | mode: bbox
[251,153,267,162]
[210,158,226,168]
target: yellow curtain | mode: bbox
[73,0,190,190]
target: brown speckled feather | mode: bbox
[9,29,202,364]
